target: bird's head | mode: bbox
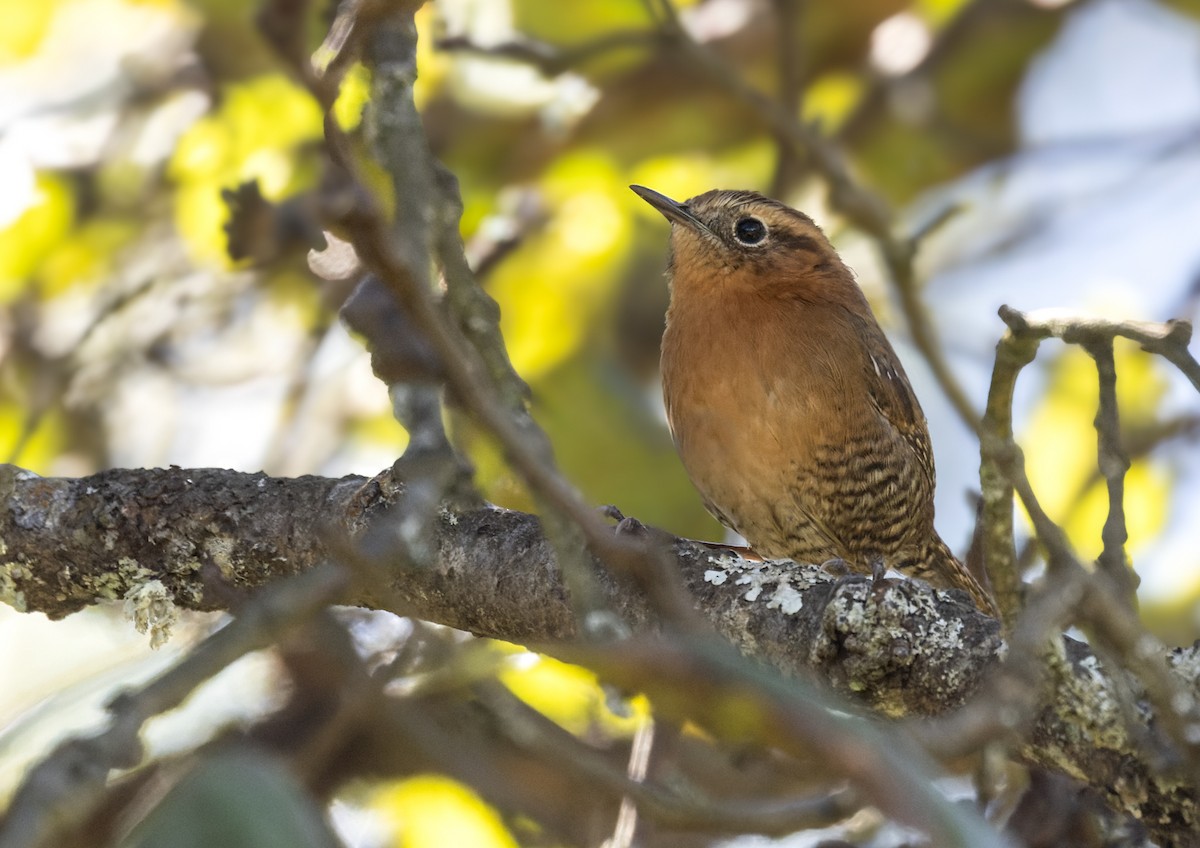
[631,185,853,303]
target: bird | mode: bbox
[631,184,997,616]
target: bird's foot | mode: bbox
[822,558,871,596]
[867,555,898,603]
[600,505,650,537]
[822,557,900,602]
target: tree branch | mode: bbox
[2,463,1198,840]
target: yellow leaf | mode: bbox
[351,410,409,451]
[39,218,136,296]
[916,0,972,26]
[802,73,863,130]
[371,775,518,848]
[413,4,447,110]
[0,0,55,64]
[0,402,64,472]
[1022,348,1102,521]
[0,173,74,301]
[333,63,371,131]
[629,143,775,207]
[486,150,630,379]
[500,652,647,736]
[169,73,322,266]
[1022,345,1169,558]
[1064,461,1170,561]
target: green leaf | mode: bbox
[121,751,340,848]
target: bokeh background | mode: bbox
[2,0,1200,844]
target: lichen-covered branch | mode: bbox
[979,316,1039,623]
[2,462,1199,841]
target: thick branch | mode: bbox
[1,463,1197,840]
[0,464,998,685]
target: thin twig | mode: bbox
[998,306,1200,392]
[973,302,1200,787]
[982,306,1200,621]
[607,715,654,847]
[1082,337,1135,604]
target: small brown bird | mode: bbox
[632,185,996,616]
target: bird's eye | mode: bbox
[733,217,767,245]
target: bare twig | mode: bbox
[998,307,1200,393]
[1082,337,1135,603]
[981,307,1199,621]
[462,189,547,280]
[1036,414,1200,574]
[970,301,1200,828]
[980,306,1200,784]
[606,715,653,847]
[984,426,1200,785]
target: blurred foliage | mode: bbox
[0,2,56,63]
[370,774,519,848]
[170,73,324,265]
[499,650,647,736]
[0,173,74,301]
[122,751,342,848]
[3,0,1200,844]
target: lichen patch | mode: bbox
[0,562,26,612]
[710,558,827,615]
[123,579,178,649]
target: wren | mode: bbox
[633,185,996,616]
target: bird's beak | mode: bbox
[630,185,710,235]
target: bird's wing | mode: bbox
[850,313,936,490]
